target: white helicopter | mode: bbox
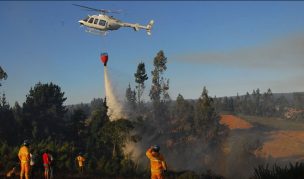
[73,4,154,35]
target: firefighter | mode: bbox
[76,152,86,174]
[146,145,167,179]
[18,140,30,179]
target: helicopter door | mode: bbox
[98,20,106,26]
[97,19,107,30]
[94,19,98,25]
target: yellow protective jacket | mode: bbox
[146,148,167,174]
[76,155,85,167]
[18,146,30,163]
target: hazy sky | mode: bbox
[1,1,304,105]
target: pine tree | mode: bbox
[125,83,136,110]
[173,94,194,132]
[262,88,275,116]
[0,66,8,87]
[0,93,18,145]
[22,82,67,140]
[194,87,220,140]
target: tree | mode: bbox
[69,108,87,143]
[86,98,109,157]
[275,95,289,116]
[241,92,252,115]
[0,93,17,145]
[234,93,242,113]
[0,66,8,86]
[149,50,170,104]
[89,98,109,135]
[172,94,194,132]
[90,98,105,113]
[22,82,67,140]
[149,50,170,122]
[222,96,234,112]
[293,92,304,108]
[134,62,148,105]
[125,83,136,110]
[12,102,23,143]
[100,119,135,158]
[194,87,221,140]
[252,88,262,115]
[261,88,275,116]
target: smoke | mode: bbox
[104,67,126,120]
[175,32,304,70]
[121,110,280,179]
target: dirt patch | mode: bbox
[257,130,304,159]
[220,115,253,129]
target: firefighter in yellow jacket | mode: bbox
[146,145,167,179]
[18,140,30,179]
[76,152,86,173]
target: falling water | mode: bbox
[104,66,124,120]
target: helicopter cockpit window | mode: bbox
[94,19,98,24]
[88,18,94,24]
[99,20,106,26]
[83,17,89,22]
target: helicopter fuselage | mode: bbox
[79,14,124,31]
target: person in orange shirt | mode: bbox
[146,145,167,179]
[76,153,86,174]
[18,140,30,179]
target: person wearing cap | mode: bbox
[76,152,86,174]
[146,145,167,179]
[18,140,30,179]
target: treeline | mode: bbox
[213,89,304,119]
[0,82,138,176]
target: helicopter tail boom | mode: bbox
[121,20,154,35]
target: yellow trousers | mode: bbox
[151,172,164,179]
[20,162,29,179]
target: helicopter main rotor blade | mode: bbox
[72,4,101,12]
[72,4,121,14]
[106,9,122,14]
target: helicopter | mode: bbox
[73,4,154,35]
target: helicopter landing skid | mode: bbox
[85,28,108,36]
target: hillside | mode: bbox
[221,115,304,160]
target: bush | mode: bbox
[252,162,304,179]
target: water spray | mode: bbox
[101,53,125,120]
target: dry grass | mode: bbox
[221,114,304,160]
[239,115,304,131]
[220,115,253,129]
[257,130,304,159]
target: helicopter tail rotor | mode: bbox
[146,20,154,35]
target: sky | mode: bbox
[1,1,304,105]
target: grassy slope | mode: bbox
[238,115,304,131]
